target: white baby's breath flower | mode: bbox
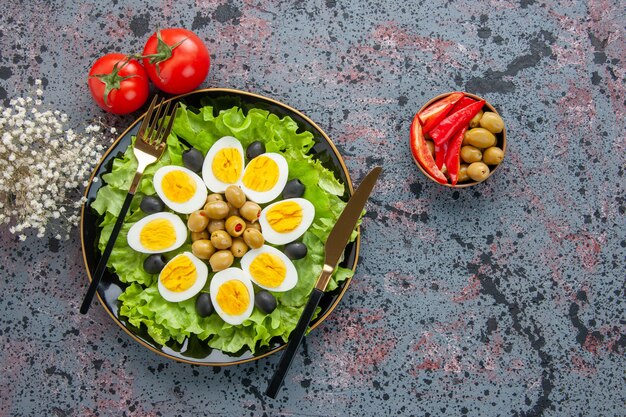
[1,84,114,240]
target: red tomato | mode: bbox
[88,53,149,115]
[142,28,210,94]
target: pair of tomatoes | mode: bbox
[88,28,210,115]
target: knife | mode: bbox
[265,166,382,398]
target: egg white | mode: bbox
[157,252,208,302]
[258,198,315,245]
[126,212,188,254]
[202,136,245,193]
[240,245,298,292]
[240,153,289,204]
[210,268,255,325]
[153,165,208,214]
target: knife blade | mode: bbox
[265,166,382,398]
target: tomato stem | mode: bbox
[137,30,188,81]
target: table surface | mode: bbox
[1,1,624,416]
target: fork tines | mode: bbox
[138,96,179,147]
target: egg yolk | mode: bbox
[249,253,287,288]
[139,219,177,251]
[162,170,197,203]
[212,148,242,183]
[242,156,279,192]
[160,256,197,292]
[266,201,302,233]
[216,280,250,316]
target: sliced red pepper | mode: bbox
[448,96,476,114]
[434,141,447,170]
[445,127,468,185]
[429,100,485,146]
[418,92,464,133]
[410,114,447,184]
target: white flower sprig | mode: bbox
[0,80,115,240]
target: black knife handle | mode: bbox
[266,288,324,398]
[80,191,134,314]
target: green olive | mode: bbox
[204,200,229,219]
[243,228,264,249]
[191,239,216,260]
[230,237,249,258]
[426,140,435,158]
[209,250,234,272]
[210,230,232,250]
[483,147,505,165]
[469,110,484,128]
[479,112,504,134]
[224,185,246,208]
[240,201,261,222]
[191,230,209,242]
[458,164,470,183]
[245,221,262,232]
[226,202,239,218]
[206,193,224,203]
[460,146,483,164]
[187,210,210,232]
[208,219,225,234]
[225,216,246,237]
[465,128,496,149]
[467,162,490,182]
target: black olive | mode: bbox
[143,254,166,274]
[255,290,277,314]
[284,242,307,260]
[182,148,204,172]
[246,141,265,160]
[282,179,305,199]
[140,195,165,214]
[195,293,214,317]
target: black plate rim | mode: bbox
[80,87,359,366]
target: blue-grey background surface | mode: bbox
[1,1,624,416]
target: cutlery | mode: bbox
[265,166,382,398]
[80,96,178,314]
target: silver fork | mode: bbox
[80,96,179,314]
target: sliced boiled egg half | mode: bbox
[240,153,288,204]
[258,198,315,245]
[210,268,255,325]
[202,136,245,193]
[240,245,298,292]
[127,212,187,254]
[158,252,208,302]
[153,166,207,214]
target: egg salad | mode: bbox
[93,104,356,355]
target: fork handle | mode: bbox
[80,190,135,314]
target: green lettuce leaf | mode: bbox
[119,283,217,345]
